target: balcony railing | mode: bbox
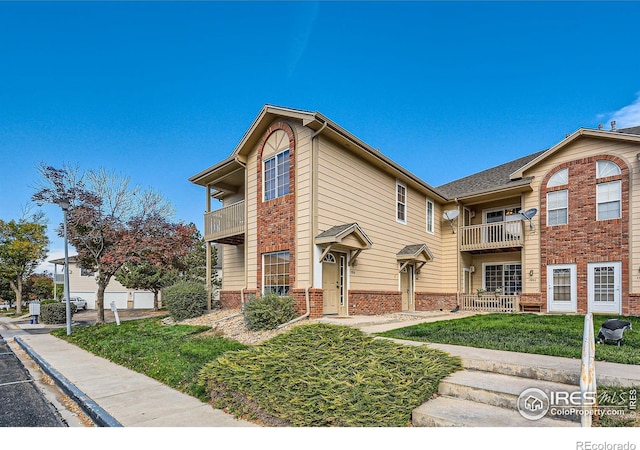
[460,294,519,313]
[460,220,523,252]
[204,201,245,243]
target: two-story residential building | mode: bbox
[190,105,640,318]
[50,256,157,309]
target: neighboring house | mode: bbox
[50,256,157,310]
[190,105,640,317]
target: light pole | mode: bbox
[56,199,72,336]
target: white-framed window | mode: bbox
[483,263,522,295]
[596,160,621,178]
[80,267,94,277]
[547,189,568,226]
[547,168,568,188]
[597,180,621,220]
[264,149,290,201]
[426,199,434,234]
[396,181,407,224]
[262,251,290,295]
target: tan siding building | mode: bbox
[191,106,640,317]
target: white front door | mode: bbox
[588,262,622,314]
[547,264,577,312]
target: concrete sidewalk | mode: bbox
[2,328,255,427]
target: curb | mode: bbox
[14,336,122,427]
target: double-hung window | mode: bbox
[396,181,407,224]
[426,199,434,234]
[547,190,568,226]
[596,181,621,220]
[264,149,290,201]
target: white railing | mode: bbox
[204,201,245,241]
[460,221,523,251]
[460,294,518,313]
[580,313,597,427]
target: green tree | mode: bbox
[24,272,54,300]
[0,219,49,314]
[179,228,220,288]
[116,262,177,311]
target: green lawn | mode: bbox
[378,313,640,365]
[52,317,247,400]
[199,323,462,426]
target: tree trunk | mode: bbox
[153,290,159,311]
[96,282,106,323]
[9,278,23,315]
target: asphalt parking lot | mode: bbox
[0,336,65,427]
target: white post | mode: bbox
[580,313,597,427]
[110,301,120,326]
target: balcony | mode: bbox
[460,220,523,253]
[204,201,245,245]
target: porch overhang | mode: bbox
[396,244,434,273]
[316,223,373,266]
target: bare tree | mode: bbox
[33,163,176,323]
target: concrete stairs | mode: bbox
[412,348,585,427]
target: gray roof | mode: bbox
[618,125,640,135]
[436,150,545,200]
[316,223,359,240]
[396,244,428,257]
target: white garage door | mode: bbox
[104,292,128,309]
[71,292,96,309]
[133,292,155,309]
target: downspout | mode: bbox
[455,197,461,309]
[278,285,311,328]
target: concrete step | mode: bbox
[437,369,581,422]
[412,396,579,427]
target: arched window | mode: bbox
[547,168,568,188]
[596,160,621,178]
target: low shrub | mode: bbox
[162,281,208,321]
[39,299,57,306]
[243,292,296,330]
[40,302,77,324]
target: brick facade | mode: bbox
[348,290,402,315]
[415,292,457,311]
[219,290,242,309]
[256,122,297,293]
[540,155,630,314]
[291,288,324,318]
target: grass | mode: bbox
[378,313,640,365]
[51,317,247,400]
[198,323,462,427]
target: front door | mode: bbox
[322,252,342,315]
[400,265,414,311]
[547,264,577,312]
[588,262,621,314]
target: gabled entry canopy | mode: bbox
[396,244,434,273]
[316,223,373,266]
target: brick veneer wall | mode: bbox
[415,292,457,311]
[219,290,242,309]
[348,290,402,315]
[540,155,631,314]
[256,122,297,293]
[291,288,324,318]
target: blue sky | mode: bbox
[2,1,640,272]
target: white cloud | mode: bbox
[607,93,640,129]
[36,249,65,275]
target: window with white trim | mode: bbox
[484,263,522,295]
[547,189,568,226]
[426,199,434,234]
[264,149,290,201]
[547,168,568,188]
[597,180,621,220]
[596,160,621,178]
[262,251,290,295]
[396,181,407,224]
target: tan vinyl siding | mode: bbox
[246,145,258,290]
[294,124,313,288]
[521,137,640,294]
[316,137,443,292]
[222,244,246,290]
[439,202,460,291]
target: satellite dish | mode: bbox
[518,208,538,229]
[443,209,459,233]
[443,210,459,221]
